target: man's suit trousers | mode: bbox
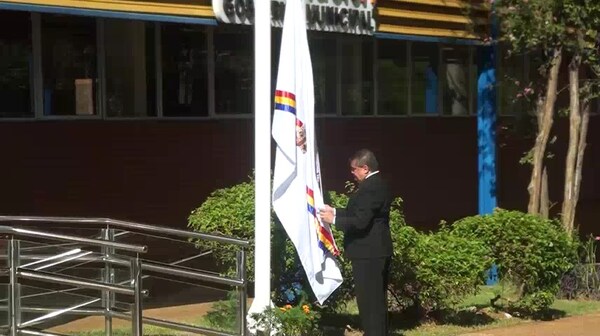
[352,256,391,336]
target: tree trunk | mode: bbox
[540,167,550,219]
[573,102,589,214]
[573,101,590,207]
[562,55,582,234]
[563,96,589,234]
[528,48,562,214]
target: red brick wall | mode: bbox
[0,117,598,234]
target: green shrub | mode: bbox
[510,291,556,317]
[251,301,322,336]
[187,175,339,307]
[188,176,262,281]
[386,224,492,315]
[187,177,492,317]
[387,202,420,311]
[187,175,300,301]
[328,192,489,316]
[451,209,578,312]
[205,292,238,333]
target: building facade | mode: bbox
[0,0,598,233]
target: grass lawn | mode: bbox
[64,286,600,336]
[398,286,600,336]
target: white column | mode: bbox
[248,0,272,333]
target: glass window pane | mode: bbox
[341,38,373,116]
[412,42,439,115]
[377,39,408,115]
[0,10,32,118]
[214,26,253,115]
[105,19,156,117]
[41,14,97,116]
[442,45,471,116]
[161,23,208,117]
[309,33,337,115]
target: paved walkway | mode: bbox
[461,313,600,336]
[49,302,213,334]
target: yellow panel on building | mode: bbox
[0,0,213,17]
[1,0,490,39]
[377,0,490,39]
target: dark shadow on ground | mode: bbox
[504,307,568,321]
[320,305,526,335]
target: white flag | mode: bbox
[272,0,343,305]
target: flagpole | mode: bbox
[248,0,272,333]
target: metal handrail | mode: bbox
[0,226,147,254]
[18,269,136,296]
[0,216,250,247]
[110,311,237,336]
[0,216,249,336]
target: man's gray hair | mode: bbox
[351,149,379,171]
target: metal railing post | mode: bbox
[131,256,143,336]
[237,249,247,336]
[101,228,115,336]
[0,216,250,336]
[8,237,21,336]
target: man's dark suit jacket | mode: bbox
[335,173,393,259]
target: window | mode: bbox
[340,38,373,116]
[104,19,156,117]
[214,26,253,115]
[41,14,97,116]
[441,45,473,116]
[309,33,337,115]
[1,10,496,120]
[161,23,208,117]
[411,42,439,115]
[0,11,32,118]
[377,39,408,115]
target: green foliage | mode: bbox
[187,175,261,281]
[559,235,600,300]
[204,292,238,333]
[411,230,493,314]
[451,209,578,312]
[187,175,306,306]
[328,191,490,316]
[509,291,556,316]
[495,0,600,101]
[496,0,564,53]
[387,224,492,315]
[495,0,600,55]
[388,223,421,311]
[251,302,321,336]
[189,178,577,318]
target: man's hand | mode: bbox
[319,205,335,224]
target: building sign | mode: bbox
[212,0,376,35]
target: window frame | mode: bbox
[0,11,495,121]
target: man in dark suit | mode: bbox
[319,149,393,336]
